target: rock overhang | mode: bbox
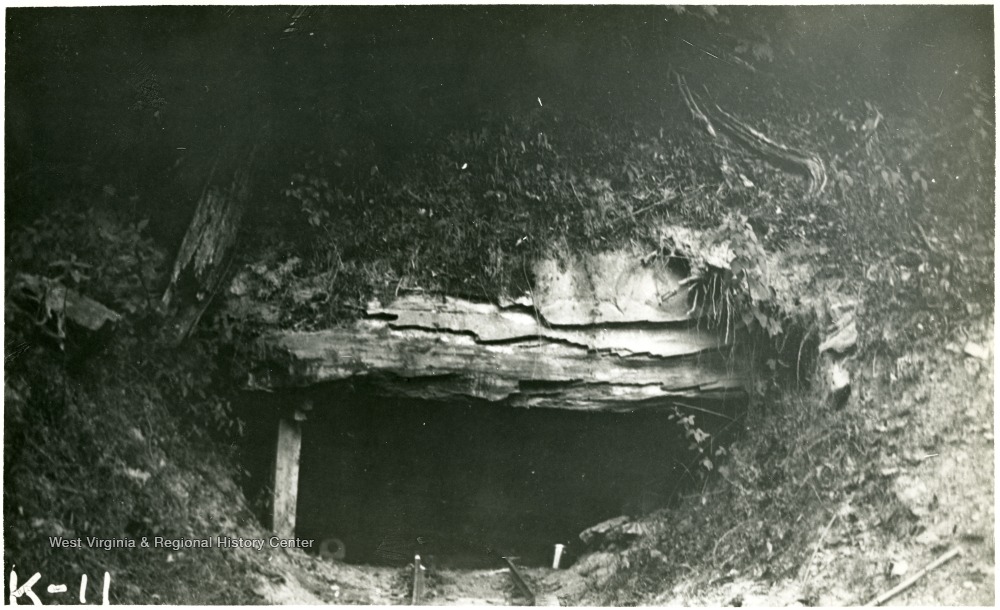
[245,250,751,411]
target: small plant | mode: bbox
[668,406,720,478]
[682,214,782,345]
[283,172,335,228]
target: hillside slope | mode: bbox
[5,5,993,605]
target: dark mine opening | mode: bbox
[239,384,744,570]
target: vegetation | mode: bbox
[4,202,266,603]
[5,5,993,604]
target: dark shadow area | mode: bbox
[237,384,744,569]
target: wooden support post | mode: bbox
[272,413,302,539]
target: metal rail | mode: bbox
[408,548,541,606]
[501,556,537,606]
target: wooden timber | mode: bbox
[272,415,302,539]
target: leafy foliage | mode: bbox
[4,201,258,603]
[4,6,992,605]
[6,203,165,316]
[682,215,784,342]
[4,332,262,603]
[244,50,991,351]
[581,381,917,606]
[668,407,726,478]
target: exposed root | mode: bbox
[674,71,828,197]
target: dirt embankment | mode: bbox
[665,316,995,606]
[530,314,994,607]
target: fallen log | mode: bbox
[10,273,121,347]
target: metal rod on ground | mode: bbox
[865,547,962,606]
[411,553,424,605]
[502,556,536,606]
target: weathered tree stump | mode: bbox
[161,131,267,343]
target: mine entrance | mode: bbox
[240,383,743,569]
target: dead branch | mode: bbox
[865,547,962,606]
